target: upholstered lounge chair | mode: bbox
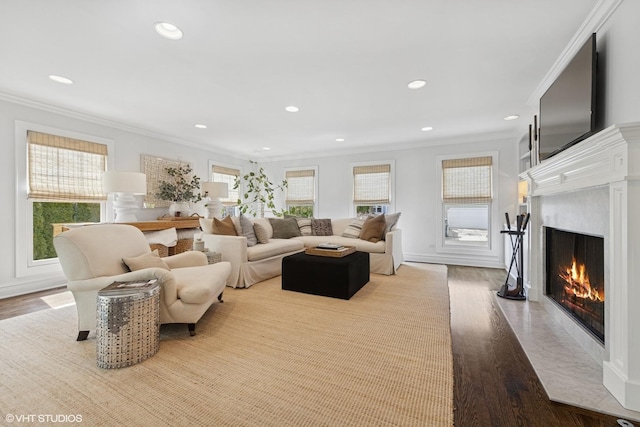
[54,224,231,341]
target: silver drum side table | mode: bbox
[96,281,160,369]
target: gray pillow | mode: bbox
[239,214,258,247]
[268,217,302,239]
[384,212,401,236]
[253,222,270,244]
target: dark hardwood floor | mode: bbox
[449,265,624,427]
[0,266,631,426]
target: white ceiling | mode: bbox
[0,0,599,159]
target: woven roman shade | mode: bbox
[353,164,391,205]
[27,131,108,202]
[212,165,240,205]
[442,156,493,204]
[285,169,315,205]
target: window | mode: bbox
[441,156,492,247]
[27,131,107,260]
[352,162,393,216]
[211,164,240,206]
[210,163,241,216]
[285,168,317,217]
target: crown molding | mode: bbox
[0,90,246,161]
[527,0,623,107]
[260,128,519,163]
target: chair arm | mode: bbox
[66,268,179,307]
[66,269,161,292]
[163,251,208,268]
[201,234,248,287]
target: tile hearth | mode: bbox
[495,295,640,422]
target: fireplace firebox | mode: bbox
[545,227,605,343]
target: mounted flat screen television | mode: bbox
[539,33,597,161]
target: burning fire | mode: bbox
[559,258,604,302]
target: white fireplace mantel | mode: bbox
[522,122,640,412]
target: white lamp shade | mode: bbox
[202,181,229,198]
[103,171,147,195]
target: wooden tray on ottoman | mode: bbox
[305,245,356,258]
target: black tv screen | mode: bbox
[539,33,597,161]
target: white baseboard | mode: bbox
[403,252,504,269]
[0,274,66,299]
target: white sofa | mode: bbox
[201,217,403,289]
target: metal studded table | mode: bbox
[96,280,160,369]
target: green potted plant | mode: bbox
[234,160,288,217]
[156,165,202,217]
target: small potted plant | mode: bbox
[156,165,202,217]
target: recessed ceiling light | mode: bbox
[262,147,271,151]
[421,126,433,132]
[49,75,74,85]
[504,115,520,121]
[408,80,427,89]
[285,106,299,113]
[194,124,207,129]
[154,22,183,40]
[336,138,345,142]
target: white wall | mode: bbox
[265,135,520,268]
[597,0,640,127]
[0,98,246,298]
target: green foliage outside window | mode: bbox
[33,202,100,260]
[287,206,313,218]
[356,205,388,215]
[356,206,372,215]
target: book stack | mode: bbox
[99,279,158,295]
[317,243,345,250]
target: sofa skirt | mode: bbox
[238,249,304,288]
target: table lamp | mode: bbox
[202,182,229,219]
[103,171,147,222]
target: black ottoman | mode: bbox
[282,251,370,300]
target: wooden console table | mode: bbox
[123,218,201,232]
[54,218,201,236]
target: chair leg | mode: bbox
[188,323,196,336]
[218,291,224,303]
[76,330,90,341]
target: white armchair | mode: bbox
[53,224,231,340]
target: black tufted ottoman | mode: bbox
[282,251,370,300]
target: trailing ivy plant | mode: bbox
[155,165,202,203]
[234,160,288,217]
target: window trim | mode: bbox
[435,151,498,255]
[284,165,318,215]
[350,160,395,217]
[15,121,114,278]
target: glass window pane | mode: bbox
[444,204,489,246]
[287,206,314,217]
[34,201,100,260]
[212,170,239,205]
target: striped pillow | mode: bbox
[341,219,365,239]
[296,218,312,236]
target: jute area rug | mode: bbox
[0,263,452,426]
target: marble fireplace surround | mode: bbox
[507,122,640,418]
